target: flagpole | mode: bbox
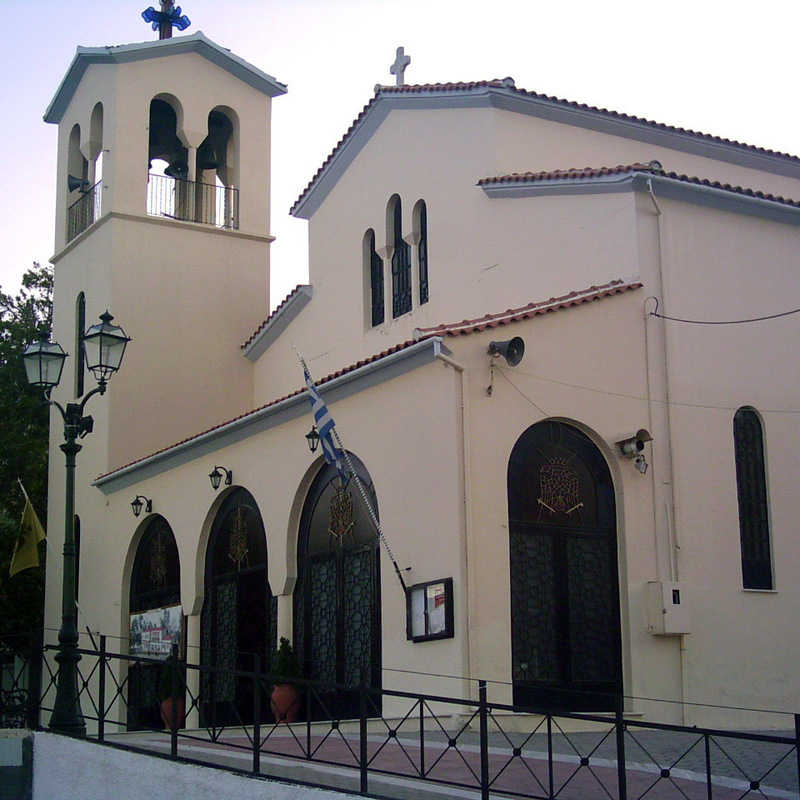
[17,477,30,503]
[331,428,408,594]
[295,350,408,595]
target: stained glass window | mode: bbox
[733,408,773,589]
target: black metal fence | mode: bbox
[3,632,799,800]
[146,173,239,229]
[66,180,101,242]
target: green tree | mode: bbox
[0,262,53,636]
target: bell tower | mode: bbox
[44,29,286,471]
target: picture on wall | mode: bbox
[129,604,184,659]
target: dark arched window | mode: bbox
[365,229,384,326]
[389,196,411,318]
[415,200,429,305]
[507,420,621,711]
[293,455,381,719]
[128,515,181,730]
[733,407,773,589]
[201,488,273,726]
[75,292,85,397]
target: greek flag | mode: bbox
[304,366,346,478]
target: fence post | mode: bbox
[616,695,627,800]
[794,714,800,796]
[170,643,179,759]
[98,635,106,742]
[26,630,43,730]
[704,733,712,800]
[305,680,312,758]
[359,682,368,795]
[479,680,489,800]
[419,697,426,778]
[547,713,554,800]
[252,654,261,775]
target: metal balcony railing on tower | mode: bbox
[66,181,101,242]
[146,173,239,230]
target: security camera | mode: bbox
[616,429,653,458]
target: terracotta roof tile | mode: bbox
[478,162,800,210]
[477,162,657,185]
[242,284,306,349]
[291,79,800,215]
[415,279,643,338]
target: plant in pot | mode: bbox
[270,637,302,724]
[159,653,186,731]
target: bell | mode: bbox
[488,337,525,366]
[196,114,230,172]
[196,140,222,171]
[164,158,188,179]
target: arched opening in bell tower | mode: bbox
[88,102,104,192]
[146,96,190,221]
[196,108,237,228]
[145,99,239,230]
[66,123,90,241]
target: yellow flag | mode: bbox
[9,496,46,577]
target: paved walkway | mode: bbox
[111,725,799,800]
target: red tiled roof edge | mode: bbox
[478,162,800,210]
[478,162,656,185]
[96,336,436,481]
[242,284,308,349]
[415,279,643,338]
[290,79,800,215]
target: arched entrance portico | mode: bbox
[127,515,180,730]
[508,420,622,711]
[293,456,381,720]
[200,487,273,726]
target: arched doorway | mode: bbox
[127,515,181,730]
[294,457,381,720]
[508,420,622,711]
[201,488,273,726]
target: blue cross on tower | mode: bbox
[142,0,191,40]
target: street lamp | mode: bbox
[208,466,232,491]
[23,310,130,737]
[305,425,320,453]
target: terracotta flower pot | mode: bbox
[160,696,186,730]
[270,683,301,723]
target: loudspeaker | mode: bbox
[488,337,525,366]
[68,174,88,193]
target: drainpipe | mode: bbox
[644,178,689,724]
[435,351,474,701]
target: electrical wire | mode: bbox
[495,368,548,416]
[651,308,800,325]
[497,366,800,416]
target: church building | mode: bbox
[41,24,800,732]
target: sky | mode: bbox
[2,0,799,307]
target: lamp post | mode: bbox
[23,310,130,736]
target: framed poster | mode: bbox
[129,604,184,660]
[406,578,454,642]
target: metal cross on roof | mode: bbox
[141,0,191,40]
[390,46,411,86]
